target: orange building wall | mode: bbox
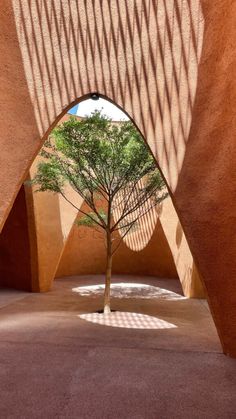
[0,186,36,291]
[56,211,178,280]
[0,1,236,355]
[29,114,201,295]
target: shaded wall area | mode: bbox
[114,221,177,278]
[159,198,205,298]
[56,211,178,279]
[0,185,38,291]
[29,157,81,291]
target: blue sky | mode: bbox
[68,104,79,115]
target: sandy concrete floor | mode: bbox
[0,287,29,309]
[0,275,235,418]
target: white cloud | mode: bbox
[76,98,129,121]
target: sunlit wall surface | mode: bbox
[12,0,204,191]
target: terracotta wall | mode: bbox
[29,113,203,296]
[0,1,235,355]
[56,207,178,280]
[29,163,80,291]
[28,115,83,291]
[159,198,205,298]
[0,185,38,291]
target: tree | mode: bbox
[33,111,168,313]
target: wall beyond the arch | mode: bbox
[29,114,204,297]
[29,159,80,292]
[56,207,178,280]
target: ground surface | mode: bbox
[0,275,235,419]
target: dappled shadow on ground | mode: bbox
[73,279,188,330]
[72,282,185,301]
[0,275,221,354]
[79,311,177,330]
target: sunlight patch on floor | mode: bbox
[72,282,185,300]
[79,311,177,329]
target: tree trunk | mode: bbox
[104,231,112,313]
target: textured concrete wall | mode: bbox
[56,203,178,280]
[28,113,82,291]
[29,113,202,296]
[0,1,235,355]
[159,198,205,298]
[29,158,80,291]
[0,186,39,291]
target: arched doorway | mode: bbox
[0,0,235,355]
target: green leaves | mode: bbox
[32,161,65,193]
[33,109,168,242]
[48,111,154,194]
[76,210,107,228]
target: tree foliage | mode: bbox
[34,111,167,241]
[33,110,168,312]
